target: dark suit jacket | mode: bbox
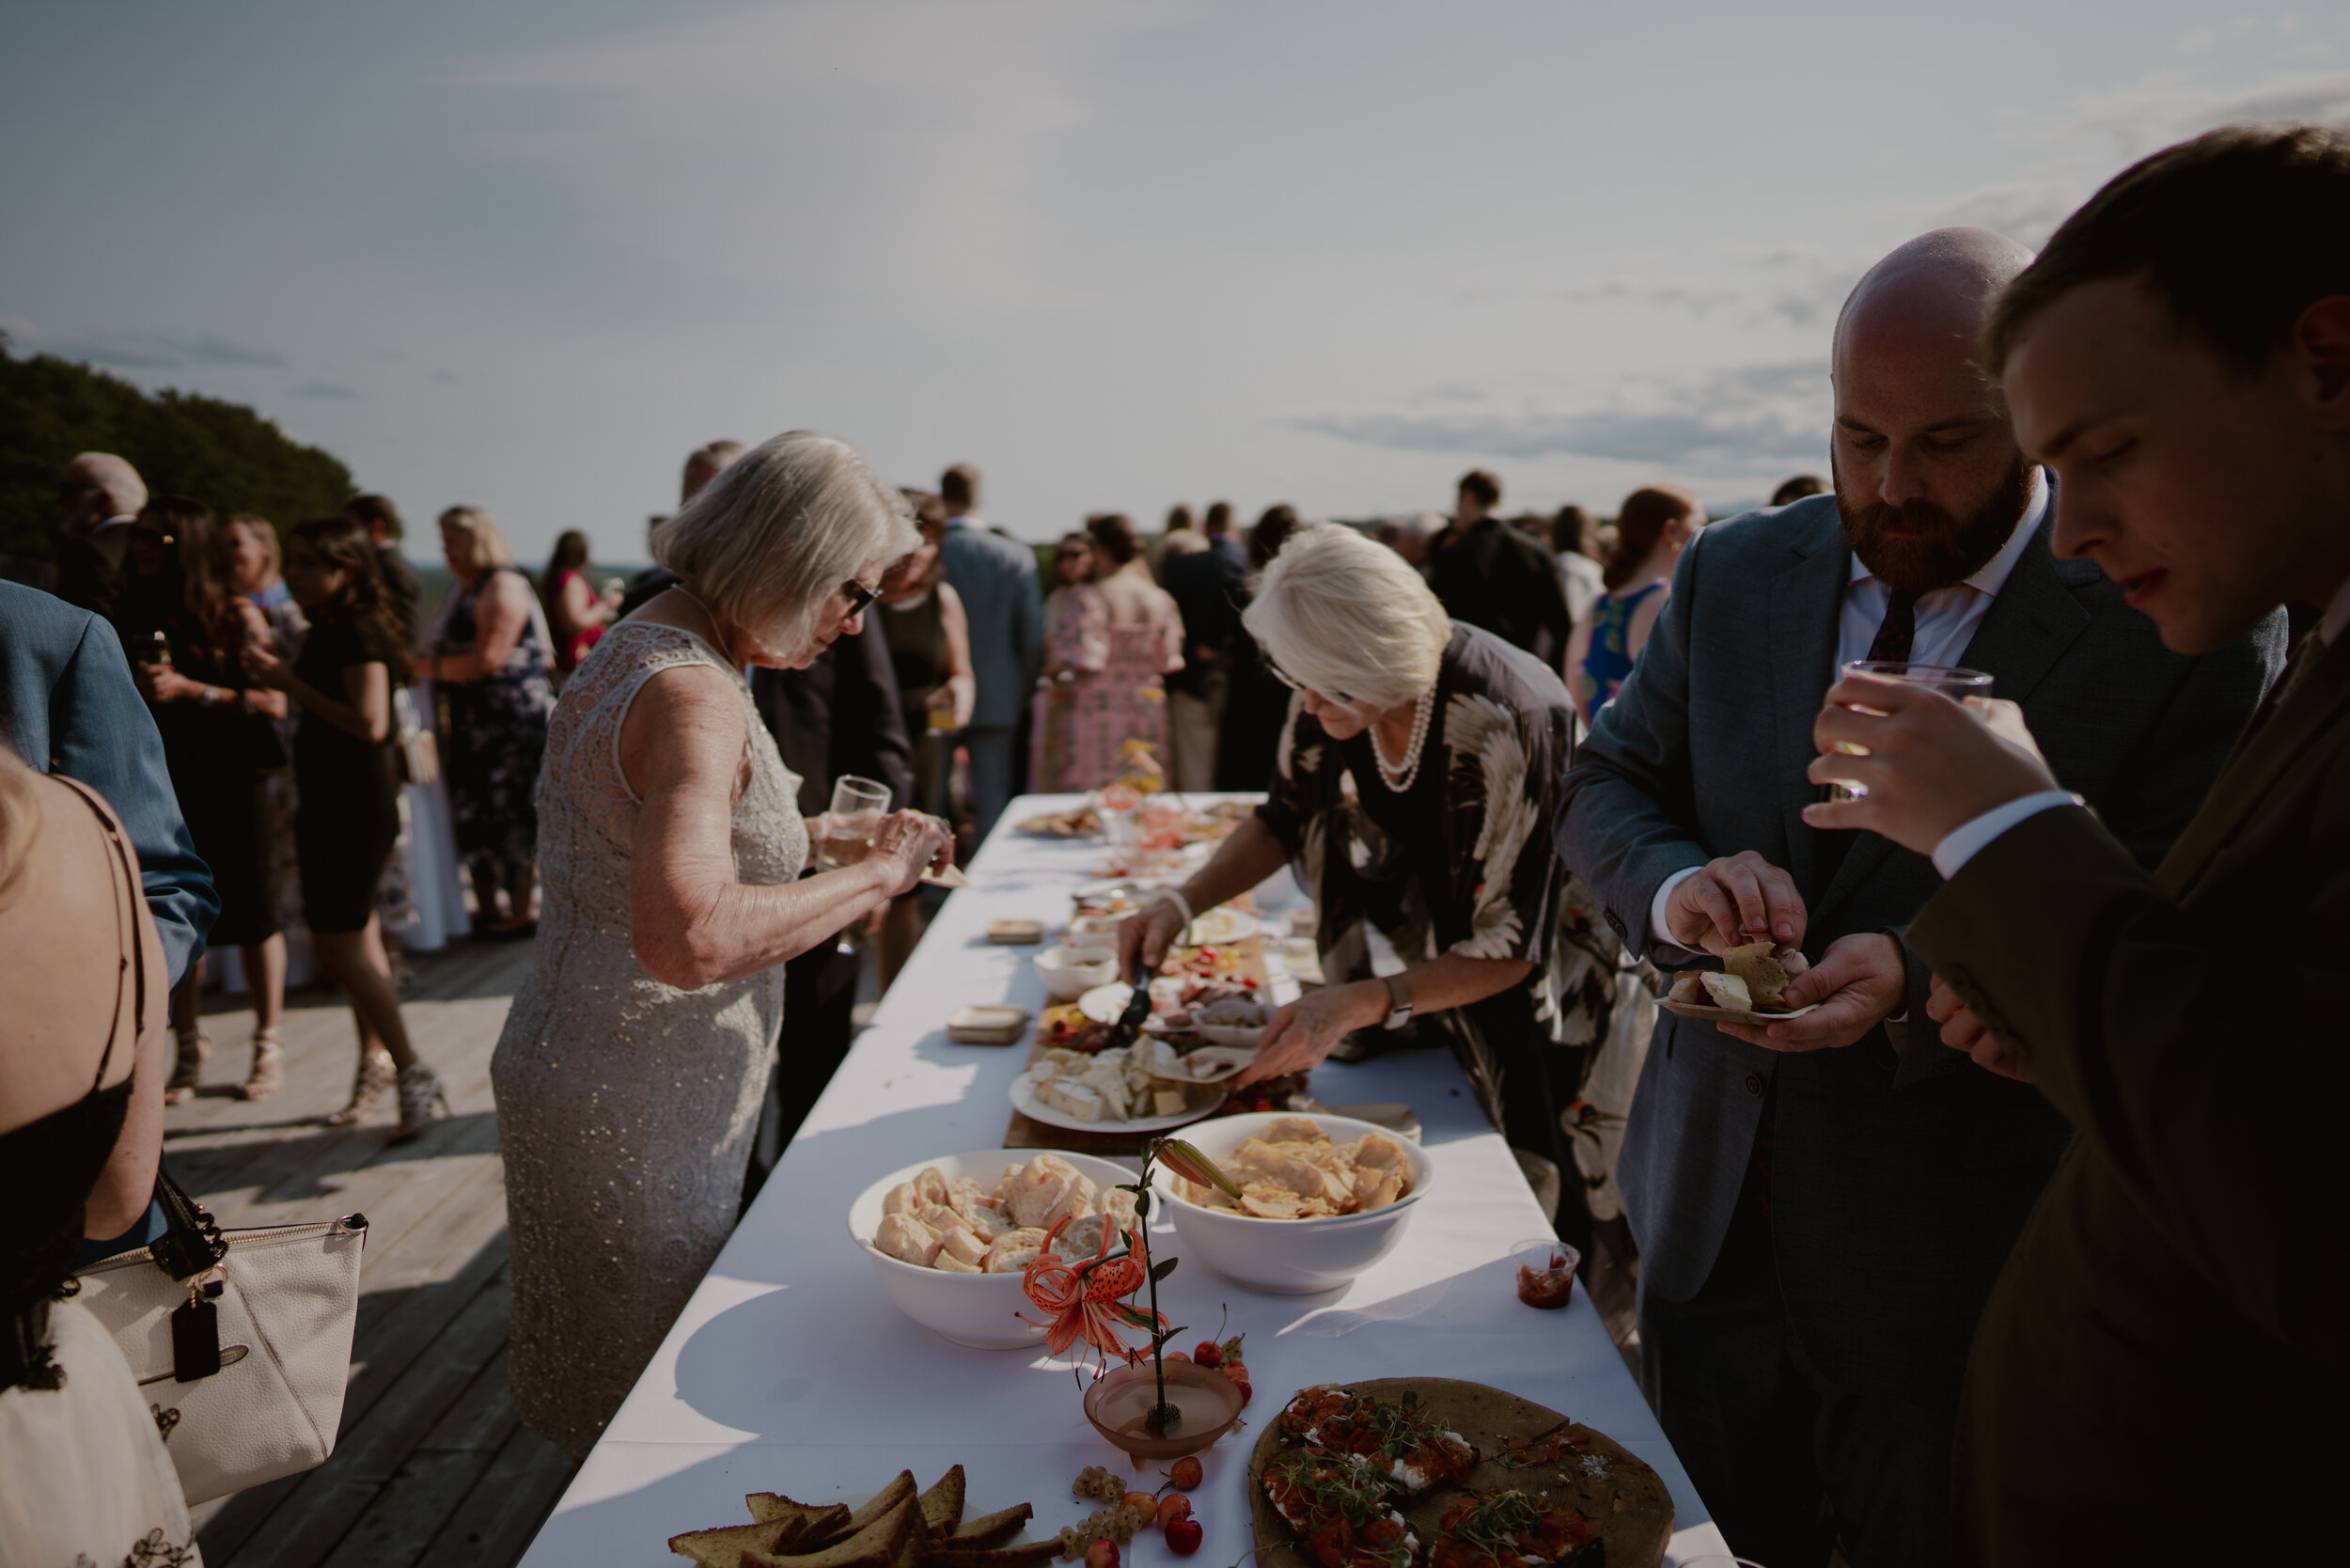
[1161,543,1248,698]
[1427,517,1573,661]
[55,522,133,630]
[749,623,915,820]
[1912,632,2350,1564]
[0,580,218,987]
[1555,493,2281,1405]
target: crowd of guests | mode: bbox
[7,121,2347,1568]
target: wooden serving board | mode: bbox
[1246,1377,1672,1568]
[1001,936,1270,1155]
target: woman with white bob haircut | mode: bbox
[492,431,952,1457]
[1118,524,1616,1228]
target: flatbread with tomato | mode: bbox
[1247,1378,1671,1568]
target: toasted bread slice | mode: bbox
[671,1520,803,1568]
[749,1498,853,1540]
[840,1474,918,1542]
[946,1504,1033,1550]
[1724,940,1792,1009]
[916,1466,966,1538]
[893,1523,924,1568]
[919,1543,1059,1568]
[752,1497,920,1568]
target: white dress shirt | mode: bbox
[1934,554,2350,877]
[1651,478,2052,943]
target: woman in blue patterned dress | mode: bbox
[419,506,556,936]
[1565,484,1703,725]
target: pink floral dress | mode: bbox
[1028,582,1185,791]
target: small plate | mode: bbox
[1183,906,1259,947]
[1658,997,1823,1027]
[985,919,1043,945]
[945,1004,1030,1045]
[1076,982,1136,1024]
[1141,1038,1256,1084]
[1010,1072,1223,1134]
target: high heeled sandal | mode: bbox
[164,1027,211,1105]
[326,1048,396,1126]
[390,1063,450,1142]
[237,1030,285,1100]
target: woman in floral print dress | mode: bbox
[1114,524,1625,1239]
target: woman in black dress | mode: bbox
[1119,524,1625,1245]
[244,517,448,1139]
[419,506,556,936]
[120,496,291,1104]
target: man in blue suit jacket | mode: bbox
[0,579,217,989]
[1556,231,2280,1567]
[936,463,1041,841]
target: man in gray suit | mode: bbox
[936,463,1041,841]
[1556,229,2280,1568]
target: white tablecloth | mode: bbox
[516,794,1729,1567]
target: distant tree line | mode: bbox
[0,336,355,587]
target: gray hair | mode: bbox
[63,453,148,520]
[1243,524,1450,712]
[653,431,918,658]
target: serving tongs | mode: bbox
[1107,947,1167,1053]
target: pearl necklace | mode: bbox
[1371,686,1436,792]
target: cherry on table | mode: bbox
[1085,1541,1120,1568]
[1165,1518,1204,1557]
[1155,1494,1192,1529]
[1167,1456,1204,1492]
[1193,1341,1222,1369]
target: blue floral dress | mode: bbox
[1574,581,1668,716]
[433,566,556,883]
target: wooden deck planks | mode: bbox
[170,938,580,1568]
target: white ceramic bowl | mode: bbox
[1064,914,1129,947]
[846,1150,1139,1349]
[1035,945,1120,1002]
[1152,1112,1434,1294]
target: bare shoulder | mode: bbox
[619,659,746,795]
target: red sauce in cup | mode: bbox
[1514,1253,1576,1309]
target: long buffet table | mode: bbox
[515,794,1730,1567]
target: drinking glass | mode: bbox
[821,776,892,952]
[1825,661,1994,800]
[819,776,892,870]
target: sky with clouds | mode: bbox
[5,1,2347,561]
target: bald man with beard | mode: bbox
[1556,228,2282,1566]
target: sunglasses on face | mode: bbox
[841,578,883,617]
[1264,655,1356,711]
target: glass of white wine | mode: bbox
[821,776,893,953]
[819,776,891,870]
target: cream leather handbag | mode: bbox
[73,1176,368,1505]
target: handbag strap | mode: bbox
[149,1168,228,1283]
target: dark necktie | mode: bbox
[1866,588,1923,664]
[1815,587,1926,897]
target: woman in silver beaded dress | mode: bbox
[492,432,953,1457]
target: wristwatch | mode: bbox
[1380,972,1413,1031]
